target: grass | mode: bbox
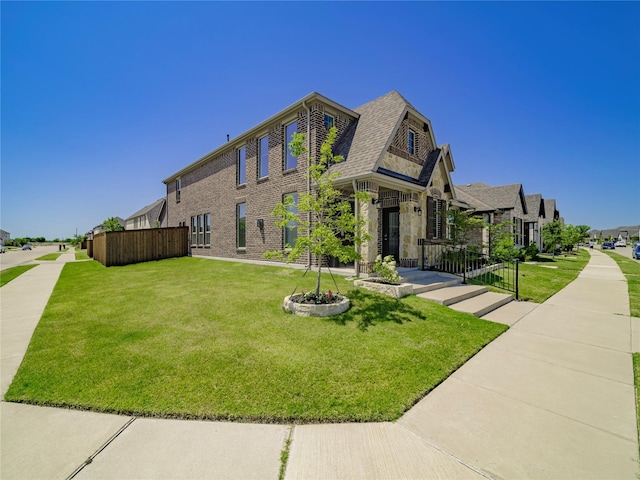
[35,253,62,261]
[517,251,590,303]
[634,353,640,456]
[601,250,640,318]
[75,249,90,261]
[5,257,507,423]
[471,250,589,303]
[0,264,38,287]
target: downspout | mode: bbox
[352,179,360,278]
[302,101,311,268]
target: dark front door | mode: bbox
[382,207,400,260]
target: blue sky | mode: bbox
[2,1,639,240]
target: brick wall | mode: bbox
[165,101,356,264]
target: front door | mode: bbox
[382,207,400,260]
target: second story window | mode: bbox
[284,121,298,170]
[237,203,246,249]
[284,193,298,248]
[324,114,334,130]
[237,147,246,185]
[259,135,269,179]
[176,178,182,203]
[408,130,415,155]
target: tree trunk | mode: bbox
[315,254,323,296]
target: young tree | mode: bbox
[542,220,563,257]
[265,126,370,298]
[102,217,124,232]
[446,209,484,249]
[486,221,516,260]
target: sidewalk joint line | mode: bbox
[65,417,136,480]
[396,422,495,479]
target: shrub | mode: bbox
[373,255,401,284]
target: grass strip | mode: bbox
[5,257,507,423]
[0,264,38,287]
[602,251,640,317]
[634,353,640,458]
[35,253,62,261]
[470,250,589,303]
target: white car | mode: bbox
[614,241,626,247]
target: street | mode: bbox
[0,245,61,271]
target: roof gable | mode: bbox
[126,198,166,223]
[333,91,409,179]
[524,194,544,222]
[455,183,527,214]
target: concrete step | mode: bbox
[398,268,448,283]
[417,284,487,306]
[450,291,514,317]
[409,275,463,295]
[480,300,539,326]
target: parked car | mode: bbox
[615,241,626,247]
[21,244,32,250]
[601,242,615,250]
[633,245,640,260]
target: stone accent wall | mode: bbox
[165,102,356,264]
[379,151,422,179]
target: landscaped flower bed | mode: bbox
[283,293,350,316]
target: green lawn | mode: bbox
[634,353,640,455]
[602,250,640,317]
[518,251,590,303]
[5,257,507,423]
[0,264,38,287]
[471,250,589,303]
[75,249,90,260]
[35,253,62,261]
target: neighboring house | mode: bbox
[524,194,546,251]
[0,229,10,246]
[124,198,167,230]
[539,198,560,229]
[90,217,125,237]
[454,182,528,248]
[163,90,459,272]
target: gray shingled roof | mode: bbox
[453,187,495,212]
[544,199,558,220]
[332,90,410,180]
[524,194,544,222]
[455,183,527,214]
[417,148,441,185]
[126,198,166,223]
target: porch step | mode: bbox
[450,291,514,318]
[417,284,487,306]
[409,275,463,295]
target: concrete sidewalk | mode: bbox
[1,250,637,479]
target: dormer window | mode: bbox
[408,130,415,155]
[324,114,334,130]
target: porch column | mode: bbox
[399,193,420,267]
[356,181,380,272]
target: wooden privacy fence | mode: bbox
[92,227,189,267]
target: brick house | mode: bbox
[124,198,167,230]
[162,91,458,273]
[454,182,528,249]
[524,193,546,251]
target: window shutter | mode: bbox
[437,200,446,239]
[427,198,435,238]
